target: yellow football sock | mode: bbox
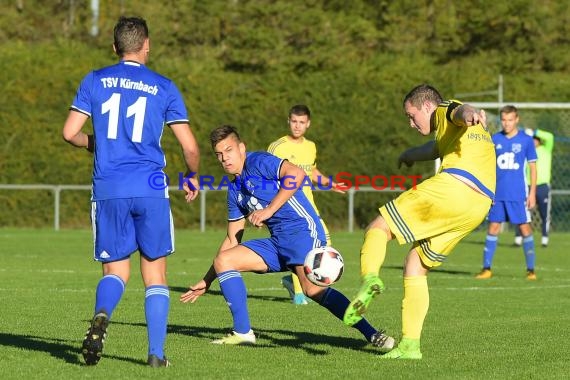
[360,228,388,277]
[291,273,303,295]
[401,275,429,340]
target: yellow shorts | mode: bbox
[379,173,492,268]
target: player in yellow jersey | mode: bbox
[268,104,344,305]
[343,85,495,359]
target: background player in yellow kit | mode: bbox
[344,85,495,359]
[268,104,344,304]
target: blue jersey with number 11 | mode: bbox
[70,60,189,200]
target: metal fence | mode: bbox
[1,184,569,232]
[0,184,402,232]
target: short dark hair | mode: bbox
[288,104,311,119]
[403,84,443,109]
[210,125,241,149]
[500,105,519,116]
[113,16,148,57]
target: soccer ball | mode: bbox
[303,246,344,287]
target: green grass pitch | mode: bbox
[1,228,569,379]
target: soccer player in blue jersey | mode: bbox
[476,105,538,280]
[62,16,200,367]
[180,125,394,351]
[343,85,495,359]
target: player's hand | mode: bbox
[183,178,199,202]
[247,209,272,228]
[398,151,414,168]
[180,280,209,303]
[466,108,487,128]
[331,182,346,194]
[526,194,536,210]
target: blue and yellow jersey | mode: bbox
[268,136,318,210]
[433,100,496,199]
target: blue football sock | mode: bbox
[218,270,250,334]
[318,287,377,341]
[522,235,536,271]
[482,234,498,269]
[94,274,125,319]
[145,285,169,359]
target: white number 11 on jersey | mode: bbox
[102,93,147,143]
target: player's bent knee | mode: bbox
[366,216,392,237]
[213,254,232,272]
[403,249,430,276]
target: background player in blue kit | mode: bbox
[62,16,200,367]
[514,127,555,248]
[476,105,538,280]
[180,125,394,351]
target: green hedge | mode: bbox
[2,1,570,228]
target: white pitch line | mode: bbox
[438,284,570,291]
[2,283,570,293]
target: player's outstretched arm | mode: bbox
[311,167,345,194]
[398,140,438,168]
[180,265,216,304]
[180,218,245,303]
[452,104,487,128]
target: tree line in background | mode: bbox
[1,0,570,229]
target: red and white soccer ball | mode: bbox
[303,246,344,287]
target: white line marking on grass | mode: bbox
[438,284,570,291]
[254,287,288,292]
[0,288,144,292]
[3,269,79,274]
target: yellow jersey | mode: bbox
[434,100,496,199]
[268,136,318,210]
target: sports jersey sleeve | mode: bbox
[310,141,317,170]
[70,72,94,117]
[267,137,286,158]
[165,82,189,125]
[267,140,278,154]
[227,184,245,221]
[526,137,538,162]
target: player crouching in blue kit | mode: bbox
[180,125,394,351]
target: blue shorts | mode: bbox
[488,200,531,224]
[91,198,174,262]
[242,231,326,272]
